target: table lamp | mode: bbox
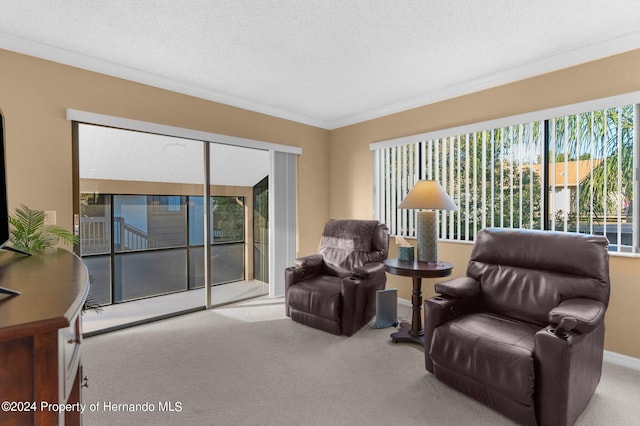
[398,180,457,263]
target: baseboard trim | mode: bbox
[405,296,640,371]
[604,350,640,371]
[398,297,412,307]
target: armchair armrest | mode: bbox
[285,254,324,317]
[288,253,324,282]
[294,253,323,269]
[548,298,606,334]
[423,294,478,373]
[340,264,387,336]
[434,276,480,298]
[340,277,365,336]
[352,262,385,279]
[534,318,606,425]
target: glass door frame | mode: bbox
[70,109,299,307]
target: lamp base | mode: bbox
[417,210,437,263]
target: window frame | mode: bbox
[79,193,248,305]
[371,91,640,256]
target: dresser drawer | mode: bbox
[59,312,81,401]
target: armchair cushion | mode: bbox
[431,313,539,407]
[434,277,480,298]
[321,219,375,251]
[549,298,606,334]
[320,219,381,270]
[467,228,610,326]
[288,276,342,322]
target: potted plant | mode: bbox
[9,204,77,252]
[9,204,101,313]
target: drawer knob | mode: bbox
[67,338,80,344]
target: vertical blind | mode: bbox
[373,104,639,253]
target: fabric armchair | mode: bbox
[423,228,610,426]
[285,219,389,336]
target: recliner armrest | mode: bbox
[294,253,324,269]
[434,276,480,298]
[423,295,478,373]
[352,262,385,279]
[288,253,326,279]
[548,298,606,334]
[285,254,324,293]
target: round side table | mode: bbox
[383,258,453,345]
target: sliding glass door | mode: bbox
[253,176,269,283]
[77,124,204,305]
[76,123,270,308]
[207,143,269,305]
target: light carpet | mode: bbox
[82,297,640,425]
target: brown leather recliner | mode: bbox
[285,219,389,336]
[424,228,610,426]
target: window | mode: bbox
[372,100,639,254]
[80,193,247,304]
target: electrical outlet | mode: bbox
[44,210,56,225]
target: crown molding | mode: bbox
[2,30,640,131]
[0,32,331,129]
[328,31,640,130]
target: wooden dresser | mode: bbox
[0,249,89,426]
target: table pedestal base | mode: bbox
[390,322,424,345]
[383,258,452,348]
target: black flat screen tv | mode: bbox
[0,111,26,296]
[0,112,29,257]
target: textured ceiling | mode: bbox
[2,0,640,129]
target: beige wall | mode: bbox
[1,48,330,258]
[3,46,640,358]
[329,49,640,359]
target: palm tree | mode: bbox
[569,106,634,220]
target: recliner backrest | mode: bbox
[467,228,610,325]
[319,219,389,271]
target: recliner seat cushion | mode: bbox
[287,275,342,320]
[430,313,538,407]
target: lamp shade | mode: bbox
[398,180,457,210]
